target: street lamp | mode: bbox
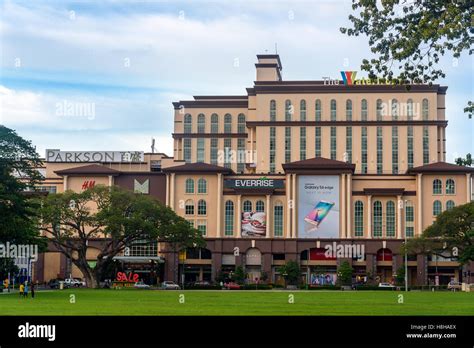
[404,200,408,292]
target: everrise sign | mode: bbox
[46,150,144,163]
[224,177,285,189]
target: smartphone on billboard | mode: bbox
[304,201,335,227]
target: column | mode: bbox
[291,174,297,238]
[216,174,222,238]
[346,173,352,239]
[63,175,68,191]
[466,173,471,203]
[367,195,372,238]
[286,174,292,238]
[170,173,175,209]
[266,194,271,238]
[417,174,422,236]
[108,175,113,187]
[165,174,170,206]
[397,195,402,239]
[236,195,242,237]
[341,174,346,238]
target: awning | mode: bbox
[112,256,164,263]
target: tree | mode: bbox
[337,261,353,286]
[341,0,473,118]
[394,265,405,286]
[455,153,472,167]
[39,185,204,288]
[406,202,474,265]
[233,266,246,285]
[278,260,300,286]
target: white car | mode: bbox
[64,278,85,288]
[378,282,395,288]
[134,281,151,289]
[161,281,180,290]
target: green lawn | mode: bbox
[1,289,473,316]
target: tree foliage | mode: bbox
[455,153,472,167]
[337,260,353,286]
[278,260,301,285]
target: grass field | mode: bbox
[1,289,473,316]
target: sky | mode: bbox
[1,0,473,161]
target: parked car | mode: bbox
[48,279,61,289]
[378,282,395,288]
[64,278,85,288]
[448,281,462,291]
[134,281,151,289]
[224,282,241,290]
[161,281,180,290]
[193,281,211,286]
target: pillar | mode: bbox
[346,173,352,238]
[291,174,297,238]
[266,194,271,238]
[217,173,222,238]
[397,195,403,239]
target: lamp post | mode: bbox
[404,200,408,292]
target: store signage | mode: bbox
[46,149,144,163]
[82,180,95,190]
[116,272,139,283]
[224,177,284,189]
[134,179,149,194]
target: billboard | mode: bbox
[241,212,266,237]
[298,175,339,238]
[46,149,144,163]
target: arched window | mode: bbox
[422,99,429,120]
[285,100,292,121]
[315,99,321,121]
[373,201,383,237]
[270,100,276,121]
[185,178,194,194]
[197,113,205,133]
[300,100,306,121]
[184,114,192,133]
[273,201,283,237]
[256,200,265,212]
[407,99,413,120]
[224,201,234,236]
[361,99,368,121]
[185,199,194,215]
[197,178,207,194]
[446,200,455,210]
[346,99,352,121]
[386,201,395,237]
[376,99,383,120]
[405,200,414,237]
[433,200,442,216]
[446,179,455,194]
[330,99,337,121]
[197,199,207,215]
[224,113,232,133]
[243,200,253,212]
[354,200,364,237]
[433,179,442,194]
[391,99,398,120]
[238,113,246,133]
[211,113,219,133]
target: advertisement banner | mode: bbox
[298,175,339,238]
[241,212,266,237]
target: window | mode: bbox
[407,126,414,169]
[211,113,218,133]
[196,138,205,162]
[315,99,321,121]
[354,201,364,237]
[197,220,207,236]
[36,186,57,194]
[446,179,455,194]
[210,138,218,165]
[183,138,191,163]
[300,100,306,121]
[243,200,253,212]
[184,114,192,133]
[185,200,194,215]
[422,99,429,120]
[224,114,232,133]
[285,100,292,121]
[270,127,276,173]
[433,200,442,216]
[376,99,383,120]
[361,127,367,174]
[345,127,352,163]
[185,178,194,194]
[330,127,337,160]
[238,113,246,134]
[373,201,383,237]
[433,179,442,194]
[285,127,291,163]
[346,99,352,121]
[407,99,413,120]
[300,127,306,160]
[377,127,383,174]
[423,126,429,164]
[391,99,398,120]
[330,99,337,121]
[315,127,321,157]
[224,138,232,169]
[386,201,395,237]
[224,201,234,236]
[446,200,455,210]
[197,199,207,215]
[270,100,276,121]
[197,178,207,194]
[256,200,265,212]
[274,201,283,237]
[405,201,414,237]
[361,99,368,121]
[392,127,398,174]
[128,237,158,257]
[237,138,245,173]
[197,113,205,133]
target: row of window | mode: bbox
[433,200,456,216]
[269,98,430,121]
[432,179,456,195]
[185,178,207,194]
[183,113,246,134]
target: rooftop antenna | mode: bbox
[151,138,156,154]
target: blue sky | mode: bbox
[1,0,473,160]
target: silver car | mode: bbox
[161,281,180,290]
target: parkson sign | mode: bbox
[45,150,144,163]
[224,177,285,189]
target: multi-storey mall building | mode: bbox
[33,54,474,287]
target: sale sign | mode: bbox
[116,272,139,282]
